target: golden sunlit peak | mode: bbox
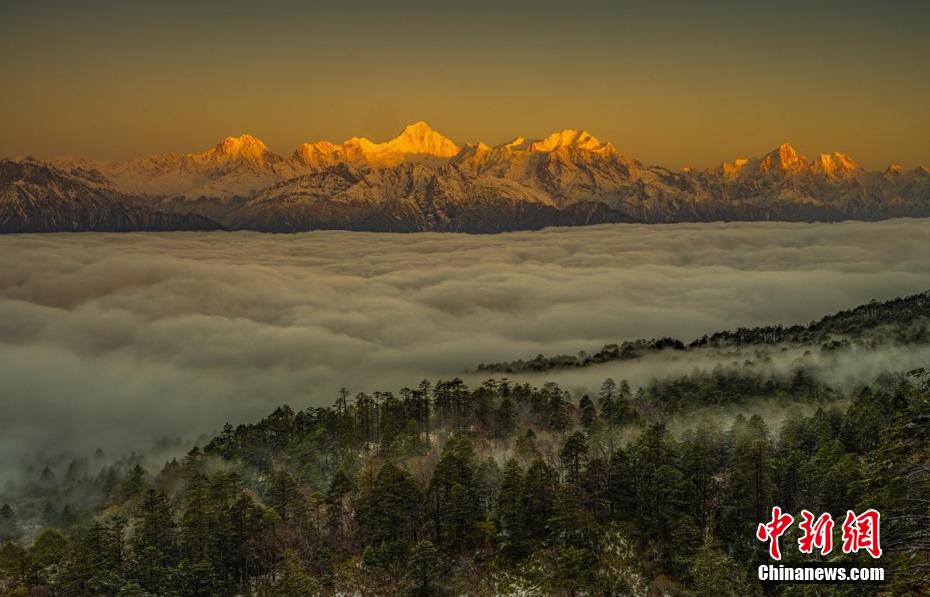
[295,140,339,154]
[344,136,380,151]
[721,157,750,178]
[400,121,437,135]
[462,141,492,153]
[291,122,459,168]
[776,142,798,157]
[292,140,342,167]
[812,152,860,178]
[211,134,269,159]
[760,142,805,173]
[387,121,459,156]
[528,129,614,154]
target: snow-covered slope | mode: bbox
[52,134,301,199]
[3,123,929,233]
[0,159,222,232]
[293,121,460,169]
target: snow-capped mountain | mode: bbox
[0,158,221,233]
[2,123,928,233]
[293,121,461,169]
[50,134,301,199]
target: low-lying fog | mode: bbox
[2,219,930,477]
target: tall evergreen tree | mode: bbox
[578,394,597,429]
[357,462,421,562]
[59,517,127,595]
[129,489,177,594]
[494,396,517,439]
[427,435,481,553]
[0,504,17,542]
[521,459,556,542]
[399,540,443,597]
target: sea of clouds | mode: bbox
[2,219,930,472]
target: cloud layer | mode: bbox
[3,219,930,472]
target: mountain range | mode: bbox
[2,122,929,233]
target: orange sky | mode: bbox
[1,0,928,169]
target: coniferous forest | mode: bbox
[3,1,929,594]
[2,292,930,596]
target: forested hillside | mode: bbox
[2,361,929,595]
[478,290,930,374]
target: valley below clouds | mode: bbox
[3,219,930,475]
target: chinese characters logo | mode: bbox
[756,507,882,560]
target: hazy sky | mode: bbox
[1,0,929,168]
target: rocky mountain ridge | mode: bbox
[2,122,928,233]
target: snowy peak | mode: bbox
[529,129,612,153]
[451,129,618,172]
[811,152,861,179]
[716,144,863,180]
[720,158,751,179]
[7,127,930,234]
[293,122,460,169]
[31,126,917,216]
[385,121,460,157]
[292,140,342,169]
[454,142,493,159]
[343,136,381,154]
[760,143,806,174]
[206,134,270,163]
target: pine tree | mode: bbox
[0,540,27,588]
[399,540,443,597]
[559,431,589,489]
[427,435,481,553]
[612,379,634,424]
[494,396,517,439]
[607,447,636,520]
[547,390,572,432]
[720,414,774,560]
[59,517,127,595]
[475,457,501,516]
[578,394,597,429]
[271,549,319,595]
[858,380,930,595]
[325,469,354,552]
[129,489,177,594]
[598,378,618,422]
[267,468,301,522]
[177,474,221,594]
[628,423,688,567]
[25,528,67,588]
[496,459,525,561]
[690,537,750,596]
[357,462,421,562]
[521,459,556,542]
[123,463,147,499]
[551,544,596,595]
[680,422,723,530]
[514,428,539,462]
[581,455,610,522]
[0,504,17,542]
